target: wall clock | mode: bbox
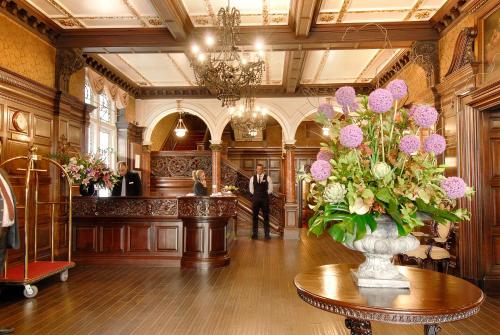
[12,111,28,132]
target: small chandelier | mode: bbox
[189,1,265,107]
[229,94,267,137]
[174,100,188,138]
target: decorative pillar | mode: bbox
[142,144,151,196]
[210,142,223,193]
[283,142,299,239]
[55,48,84,93]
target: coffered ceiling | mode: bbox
[17,0,457,97]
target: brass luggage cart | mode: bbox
[0,147,74,298]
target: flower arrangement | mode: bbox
[308,79,474,243]
[222,185,239,193]
[57,150,119,190]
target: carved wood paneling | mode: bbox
[177,196,237,218]
[72,197,178,217]
[151,152,212,177]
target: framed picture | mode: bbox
[478,3,500,83]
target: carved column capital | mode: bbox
[210,143,223,151]
[142,145,151,153]
[411,41,439,87]
[284,144,296,151]
[55,48,85,92]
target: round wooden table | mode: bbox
[294,264,484,335]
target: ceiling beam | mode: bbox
[289,0,320,38]
[283,50,307,93]
[149,0,192,40]
[56,21,438,52]
[138,83,372,99]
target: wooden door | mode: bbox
[481,109,500,292]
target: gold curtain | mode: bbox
[86,68,129,108]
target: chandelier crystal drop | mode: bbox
[189,1,265,107]
[229,94,267,138]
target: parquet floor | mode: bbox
[0,231,499,335]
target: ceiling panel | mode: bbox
[181,0,289,27]
[26,0,166,28]
[301,49,400,84]
[317,0,448,24]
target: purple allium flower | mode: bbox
[368,88,394,113]
[408,105,418,117]
[441,177,466,199]
[411,105,438,128]
[342,101,359,115]
[339,124,363,148]
[318,103,334,119]
[387,79,408,100]
[310,160,331,181]
[423,134,446,155]
[316,147,333,161]
[399,135,420,154]
[335,86,356,107]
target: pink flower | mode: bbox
[311,160,331,181]
[441,177,466,199]
[335,86,356,107]
[411,105,438,128]
[339,125,363,148]
[423,134,446,155]
[399,135,420,154]
[316,148,333,161]
[387,79,408,100]
[318,103,334,119]
[368,88,394,113]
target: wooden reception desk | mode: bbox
[72,196,236,267]
[177,195,238,269]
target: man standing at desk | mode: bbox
[112,161,142,196]
[249,163,273,240]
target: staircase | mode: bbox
[221,158,285,237]
[162,130,207,151]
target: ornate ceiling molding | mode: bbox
[430,0,488,34]
[56,48,85,92]
[138,84,372,99]
[374,49,412,87]
[0,0,61,44]
[83,54,139,96]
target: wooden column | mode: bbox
[284,143,299,239]
[142,144,151,196]
[210,143,222,193]
[284,144,296,203]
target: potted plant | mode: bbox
[306,80,473,288]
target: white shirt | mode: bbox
[121,176,127,196]
[249,173,273,195]
[0,172,14,228]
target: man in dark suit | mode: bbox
[249,163,273,240]
[0,168,19,334]
[111,161,142,196]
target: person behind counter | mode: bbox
[192,170,208,196]
[111,161,142,196]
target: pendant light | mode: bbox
[174,100,188,137]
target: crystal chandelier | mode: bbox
[174,100,188,138]
[229,94,267,137]
[189,1,265,107]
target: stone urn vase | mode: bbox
[343,214,420,288]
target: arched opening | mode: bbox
[150,113,211,151]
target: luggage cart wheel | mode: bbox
[23,285,38,299]
[60,270,69,282]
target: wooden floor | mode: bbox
[1,231,499,335]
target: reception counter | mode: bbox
[72,196,236,267]
[177,195,238,269]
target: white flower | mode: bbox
[349,197,370,215]
[372,162,391,179]
[324,182,347,204]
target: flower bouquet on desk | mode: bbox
[305,80,474,288]
[222,185,238,195]
[55,149,119,196]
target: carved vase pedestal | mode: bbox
[177,195,237,269]
[343,215,420,288]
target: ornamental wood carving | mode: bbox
[72,197,178,217]
[151,155,212,177]
[177,196,237,218]
[55,48,85,93]
[411,41,439,87]
[445,27,477,77]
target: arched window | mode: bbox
[85,73,117,169]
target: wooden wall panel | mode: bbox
[100,226,125,253]
[75,226,97,252]
[156,226,179,252]
[127,225,152,252]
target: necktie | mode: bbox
[121,177,126,196]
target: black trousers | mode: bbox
[0,227,7,270]
[252,198,270,236]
